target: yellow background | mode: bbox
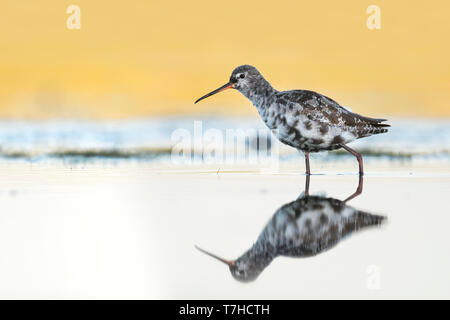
[1,0,449,118]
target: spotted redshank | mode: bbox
[195,65,390,175]
[195,177,386,282]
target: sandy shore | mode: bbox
[0,161,449,299]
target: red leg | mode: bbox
[344,174,364,202]
[304,152,311,175]
[340,144,364,175]
[304,174,310,196]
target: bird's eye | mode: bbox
[240,74,245,79]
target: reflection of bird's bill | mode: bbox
[195,245,234,266]
[194,82,234,104]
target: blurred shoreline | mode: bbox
[0,117,449,164]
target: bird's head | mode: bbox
[195,65,269,104]
[228,259,262,282]
[195,245,266,282]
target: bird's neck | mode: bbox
[236,242,277,274]
[240,81,277,108]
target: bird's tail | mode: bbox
[357,116,390,137]
[365,126,389,136]
[340,210,386,239]
[354,210,387,228]
[343,210,386,234]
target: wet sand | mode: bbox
[0,161,449,299]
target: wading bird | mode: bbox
[195,65,389,175]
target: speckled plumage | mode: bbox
[199,191,386,282]
[195,65,390,174]
[230,65,389,153]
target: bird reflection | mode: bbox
[196,176,386,282]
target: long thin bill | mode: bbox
[195,245,234,266]
[194,82,234,104]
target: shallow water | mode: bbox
[0,162,449,299]
[0,117,449,298]
[0,117,449,163]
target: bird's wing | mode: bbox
[280,90,390,135]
